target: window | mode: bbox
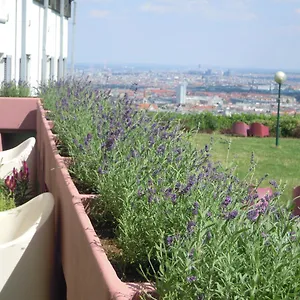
[63,58,67,77]
[26,54,31,82]
[65,1,72,18]
[50,57,54,79]
[0,55,5,82]
[33,0,45,4]
[49,0,60,13]
[48,0,72,18]
[4,56,12,82]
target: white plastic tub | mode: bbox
[0,137,36,179]
[0,192,55,300]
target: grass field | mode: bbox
[192,133,300,203]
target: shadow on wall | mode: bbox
[1,131,36,151]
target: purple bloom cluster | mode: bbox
[187,276,197,283]
[225,210,238,220]
[187,220,196,234]
[192,202,200,215]
[222,196,231,208]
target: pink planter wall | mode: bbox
[0,97,37,130]
[0,97,38,151]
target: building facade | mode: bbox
[176,83,187,105]
[0,0,73,89]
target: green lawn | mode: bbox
[191,133,300,203]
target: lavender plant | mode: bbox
[38,79,300,299]
[0,80,30,97]
[151,190,299,299]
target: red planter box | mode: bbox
[248,122,269,137]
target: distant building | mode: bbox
[224,69,231,77]
[138,103,158,111]
[176,83,187,105]
[205,69,212,76]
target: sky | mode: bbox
[68,0,300,70]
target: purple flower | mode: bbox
[261,232,268,238]
[192,202,199,215]
[222,196,231,207]
[206,211,212,218]
[256,199,269,213]
[225,210,238,220]
[98,167,104,174]
[137,189,143,197]
[148,195,154,203]
[269,180,278,188]
[290,231,296,241]
[187,276,197,283]
[175,182,181,191]
[188,248,195,258]
[86,133,92,141]
[166,236,173,246]
[273,191,281,197]
[187,220,196,233]
[157,144,165,155]
[170,193,177,204]
[130,149,138,158]
[247,209,259,221]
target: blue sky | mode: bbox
[69,0,300,70]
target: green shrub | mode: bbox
[153,111,300,138]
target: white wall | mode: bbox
[0,0,71,91]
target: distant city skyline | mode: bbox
[69,0,300,71]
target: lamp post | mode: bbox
[274,71,287,147]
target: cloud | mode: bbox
[278,24,300,35]
[139,0,257,21]
[86,0,112,3]
[140,0,209,14]
[296,8,300,13]
[140,3,173,13]
[89,9,110,18]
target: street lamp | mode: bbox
[274,71,287,147]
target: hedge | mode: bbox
[151,111,300,138]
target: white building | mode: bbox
[176,83,187,105]
[0,0,73,89]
